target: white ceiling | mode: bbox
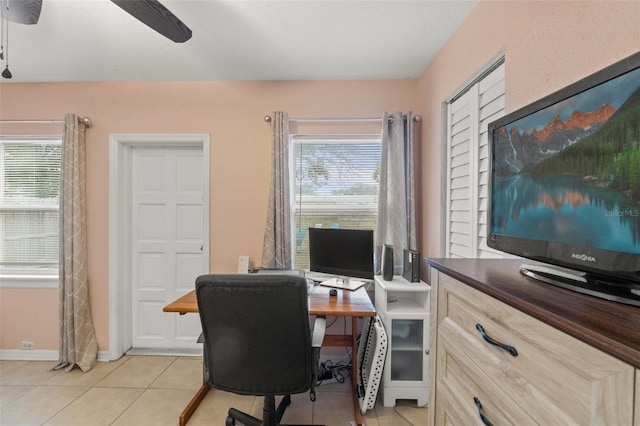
[0,0,477,83]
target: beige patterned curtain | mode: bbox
[52,113,98,372]
[261,111,292,269]
[375,111,418,274]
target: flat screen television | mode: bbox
[487,51,640,306]
[308,227,374,280]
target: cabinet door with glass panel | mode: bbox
[383,312,429,405]
[388,317,426,382]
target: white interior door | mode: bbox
[131,146,205,349]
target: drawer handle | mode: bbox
[475,323,518,357]
[474,397,494,426]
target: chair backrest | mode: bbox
[195,274,313,396]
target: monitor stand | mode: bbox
[519,263,640,308]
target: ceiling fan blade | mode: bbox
[0,0,42,25]
[111,0,192,43]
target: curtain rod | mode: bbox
[264,116,381,123]
[0,117,93,127]
[263,114,420,123]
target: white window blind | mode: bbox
[291,135,381,269]
[445,61,505,258]
[0,138,61,272]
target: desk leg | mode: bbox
[179,382,211,426]
[351,316,363,426]
[178,336,211,426]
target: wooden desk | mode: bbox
[163,284,376,426]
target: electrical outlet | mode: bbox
[238,255,250,274]
[20,341,34,350]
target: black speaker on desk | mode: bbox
[381,244,394,281]
[403,249,420,282]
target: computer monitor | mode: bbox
[308,228,374,280]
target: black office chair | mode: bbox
[195,274,326,426]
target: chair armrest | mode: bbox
[311,316,326,348]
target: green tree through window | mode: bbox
[290,136,381,269]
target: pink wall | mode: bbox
[0,80,417,353]
[3,0,640,355]
[418,0,640,259]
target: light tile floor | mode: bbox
[0,356,428,425]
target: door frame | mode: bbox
[108,133,210,360]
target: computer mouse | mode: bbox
[329,289,338,297]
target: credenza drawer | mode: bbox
[436,272,634,425]
[436,325,536,425]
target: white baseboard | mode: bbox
[97,351,113,362]
[125,347,201,357]
[0,349,58,361]
[1,348,340,364]
[1,349,112,362]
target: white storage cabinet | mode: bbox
[374,275,430,407]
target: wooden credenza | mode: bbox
[426,258,640,426]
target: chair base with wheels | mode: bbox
[225,394,293,426]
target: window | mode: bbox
[290,135,381,269]
[445,60,505,258]
[0,137,61,284]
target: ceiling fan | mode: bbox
[0,0,191,79]
[111,0,192,43]
[0,0,191,41]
